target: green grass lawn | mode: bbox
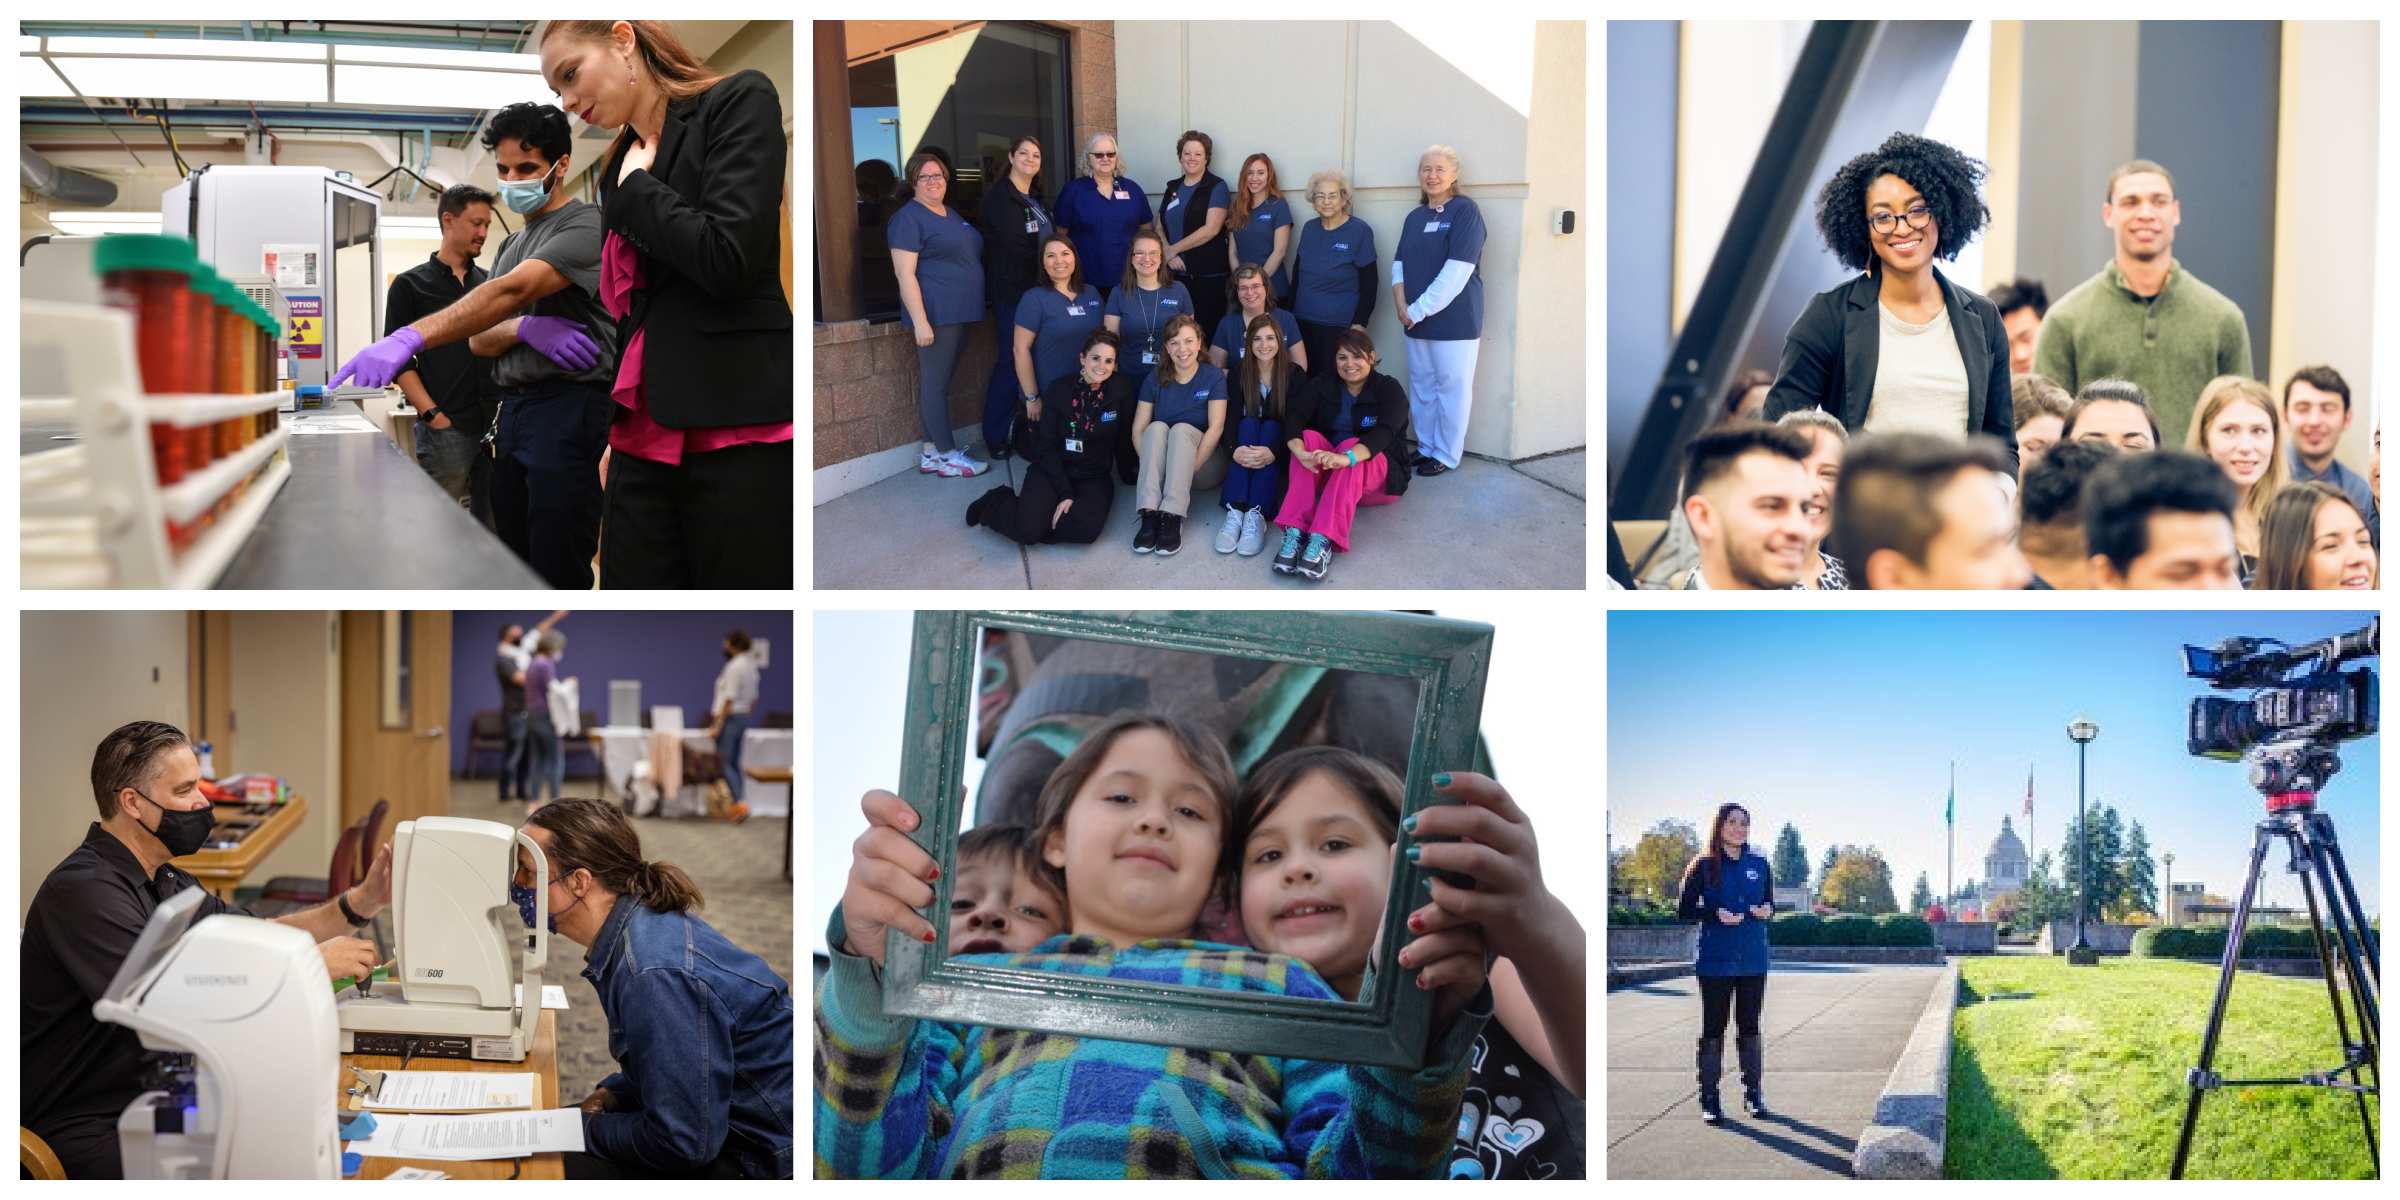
[1948,956,2378,1179]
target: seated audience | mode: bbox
[1677,422,1817,591]
[2255,481,2376,591]
[2185,375,2288,583]
[1719,368,1774,427]
[2016,440,2116,589]
[2010,373,2073,482]
[2281,365,2378,536]
[2082,450,2241,589]
[1777,409,1850,589]
[1829,433,2028,589]
[2062,378,2160,452]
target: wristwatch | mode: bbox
[337,889,371,927]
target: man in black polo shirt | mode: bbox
[387,184,501,522]
[20,721,393,1179]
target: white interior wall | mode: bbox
[1116,20,1580,461]
[2270,21,2379,470]
[19,613,191,922]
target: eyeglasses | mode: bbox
[1088,150,1118,159]
[1869,206,1933,236]
[914,172,946,183]
[1309,192,1343,202]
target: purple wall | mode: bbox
[450,610,794,774]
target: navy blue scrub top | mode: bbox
[1291,216,1378,327]
[1397,194,1487,341]
[1103,281,1196,382]
[1140,360,1228,429]
[1230,194,1292,272]
[886,198,987,328]
[1014,284,1106,393]
[1211,307,1303,366]
[1054,175,1152,297]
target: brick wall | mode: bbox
[814,319,1000,468]
[814,20,1115,473]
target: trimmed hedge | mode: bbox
[1768,913,1934,947]
[2132,924,2378,959]
[1608,904,1683,928]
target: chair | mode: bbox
[566,711,604,780]
[464,710,507,779]
[21,1126,66,1179]
[255,796,386,907]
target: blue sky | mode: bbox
[1609,611,2380,917]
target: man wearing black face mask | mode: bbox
[20,721,397,1179]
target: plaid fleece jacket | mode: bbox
[814,919,1486,1179]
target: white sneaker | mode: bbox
[936,448,989,478]
[1236,507,1268,556]
[918,448,944,474]
[1215,509,1244,554]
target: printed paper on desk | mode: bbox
[347,1109,586,1160]
[366,1071,537,1113]
[513,983,571,1010]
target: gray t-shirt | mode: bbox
[489,199,619,389]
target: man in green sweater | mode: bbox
[2032,159,2252,446]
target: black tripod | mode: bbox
[2169,736,2380,1178]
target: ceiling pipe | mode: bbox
[21,145,119,205]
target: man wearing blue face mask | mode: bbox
[20,721,394,1178]
[333,101,620,591]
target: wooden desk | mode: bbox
[172,793,308,901]
[340,1008,565,1180]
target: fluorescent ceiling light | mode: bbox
[43,36,325,60]
[50,212,164,236]
[333,64,547,111]
[20,55,72,98]
[332,45,540,72]
[48,57,329,104]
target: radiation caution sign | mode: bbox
[287,294,324,360]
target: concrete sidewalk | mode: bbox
[813,449,1586,590]
[1608,963,1947,1179]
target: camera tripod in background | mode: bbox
[2168,732,2379,1179]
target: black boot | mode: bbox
[1696,1036,1725,1124]
[1737,1034,1768,1117]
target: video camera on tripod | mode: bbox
[2169,617,2380,1179]
[2184,619,2377,761]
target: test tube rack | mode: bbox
[20,300,292,588]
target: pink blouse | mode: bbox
[601,231,792,466]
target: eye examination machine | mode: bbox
[93,888,342,1179]
[335,816,551,1062]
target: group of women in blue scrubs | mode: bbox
[906,132,1490,577]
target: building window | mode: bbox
[837,20,1071,322]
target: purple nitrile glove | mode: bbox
[328,327,424,390]
[517,315,601,372]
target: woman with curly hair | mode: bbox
[1763,132,2018,476]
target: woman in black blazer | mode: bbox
[1762,133,2017,477]
[1269,327,1409,583]
[541,21,792,589]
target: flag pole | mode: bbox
[1945,761,1955,920]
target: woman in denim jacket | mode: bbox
[516,798,794,1177]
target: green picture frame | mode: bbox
[884,609,1494,1070]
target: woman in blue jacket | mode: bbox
[516,799,794,1178]
[1052,131,1151,300]
[1675,802,1774,1124]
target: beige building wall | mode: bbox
[226,612,346,887]
[1509,21,1588,459]
[20,612,191,922]
[2270,21,2378,471]
[1115,20,1584,462]
[1672,22,1806,333]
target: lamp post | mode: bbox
[2163,852,2175,927]
[2067,716,2100,965]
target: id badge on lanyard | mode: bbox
[1142,336,1158,367]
